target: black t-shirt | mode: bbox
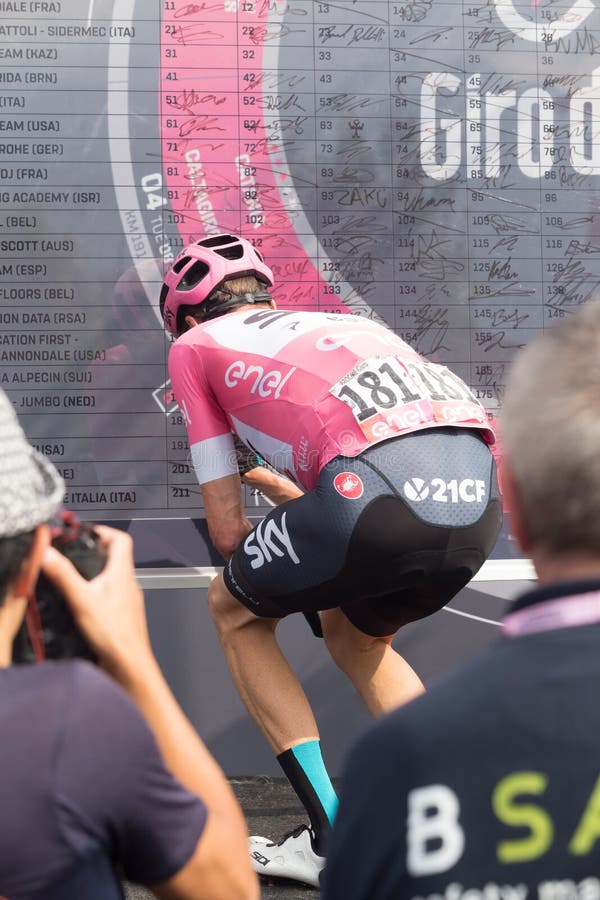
[324,581,600,900]
[0,660,206,899]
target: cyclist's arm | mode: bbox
[233,433,303,505]
[201,474,253,560]
[242,466,304,505]
[169,344,301,550]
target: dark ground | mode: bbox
[124,777,320,900]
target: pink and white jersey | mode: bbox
[168,310,495,491]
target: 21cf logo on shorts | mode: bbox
[404,477,487,504]
[333,472,364,500]
[404,478,430,502]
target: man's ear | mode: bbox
[184,314,199,331]
[11,525,51,600]
[499,459,531,554]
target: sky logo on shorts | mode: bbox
[333,472,364,500]
[243,512,300,570]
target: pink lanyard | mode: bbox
[502,591,600,638]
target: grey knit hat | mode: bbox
[0,389,64,538]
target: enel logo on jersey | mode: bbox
[224,359,296,399]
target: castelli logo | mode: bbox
[333,472,364,500]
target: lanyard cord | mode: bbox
[503,591,600,638]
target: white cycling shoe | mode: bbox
[249,824,325,888]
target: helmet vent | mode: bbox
[159,284,169,314]
[198,234,236,249]
[172,255,191,274]
[178,260,210,291]
[215,245,244,261]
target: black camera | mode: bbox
[12,512,106,664]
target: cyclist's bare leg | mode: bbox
[320,607,425,716]
[207,572,319,753]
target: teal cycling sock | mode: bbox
[277,740,338,855]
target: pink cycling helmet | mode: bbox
[160,234,274,337]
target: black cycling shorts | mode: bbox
[224,427,502,637]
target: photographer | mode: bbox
[0,389,258,900]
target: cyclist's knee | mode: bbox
[207,573,270,637]
[321,609,364,670]
[321,608,387,671]
[208,574,244,630]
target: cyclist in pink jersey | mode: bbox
[161,234,503,888]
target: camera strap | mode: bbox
[24,594,46,662]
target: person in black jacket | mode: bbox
[324,300,600,900]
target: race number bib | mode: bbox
[330,356,489,442]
